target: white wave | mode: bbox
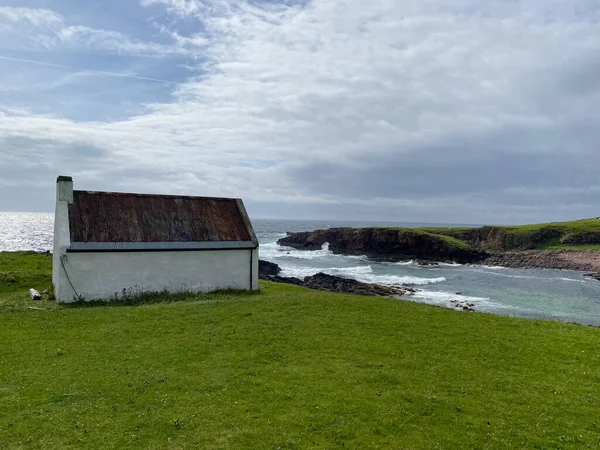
[261,241,335,261]
[386,260,462,268]
[281,265,373,279]
[474,270,584,283]
[412,290,491,306]
[347,254,370,261]
[474,270,541,280]
[360,274,447,286]
[472,264,510,270]
[280,265,446,286]
[558,277,585,283]
[407,290,539,314]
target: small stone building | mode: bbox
[52,176,259,303]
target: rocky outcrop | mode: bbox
[259,259,281,277]
[302,273,415,297]
[560,231,600,246]
[259,261,414,297]
[277,223,600,268]
[483,250,600,272]
[434,225,600,252]
[278,228,487,264]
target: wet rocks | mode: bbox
[302,273,415,297]
[265,275,305,286]
[277,228,487,264]
[415,260,439,266]
[583,272,600,281]
[482,250,600,272]
[258,259,281,277]
[258,261,414,298]
[450,298,475,312]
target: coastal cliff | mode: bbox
[277,219,600,269]
[278,228,487,264]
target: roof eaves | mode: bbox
[68,241,257,252]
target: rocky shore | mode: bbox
[258,260,482,312]
[277,226,600,274]
[277,228,487,264]
[482,250,600,272]
[258,260,415,297]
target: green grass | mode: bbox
[319,219,600,251]
[542,244,600,251]
[495,219,600,250]
[424,232,471,249]
[497,219,600,235]
[0,251,57,312]
[388,219,600,251]
[378,228,472,250]
[1,252,599,449]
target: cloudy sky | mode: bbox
[0,0,599,224]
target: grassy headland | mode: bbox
[420,218,600,251]
[1,251,599,449]
[277,218,600,268]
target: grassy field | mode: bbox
[1,252,599,449]
[419,218,600,251]
[381,228,472,250]
[498,219,600,235]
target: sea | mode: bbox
[1,212,599,326]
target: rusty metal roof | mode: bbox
[68,190,257,250]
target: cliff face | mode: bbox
[438,227,600,252]
[277,219,600,269]
[277,228,487,264]
[438,227,562,252]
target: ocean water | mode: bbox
[1,213,599,326]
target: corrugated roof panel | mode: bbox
[69,191,254,244]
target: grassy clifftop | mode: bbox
[419,218,600,251]
[1,252,599,448]
[278,219,600,264]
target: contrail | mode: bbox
[0,55,182,85]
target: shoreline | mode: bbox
[363,250,600,273]
[482,250,600,272]
[10,248,600,273]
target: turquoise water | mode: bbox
[1,213,599,326]
[254,219,600,327]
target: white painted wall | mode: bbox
[55,249,258,303]
[52,178,73,301]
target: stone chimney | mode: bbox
[56,175,74,204]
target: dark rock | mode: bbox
[264,275,305,286]
[583,272,600,281]
[277,231,326,250]
[415,260,440,266]
[561,232,600,246]
[262,271,415,298]
[302,272,415,297]
[258,260,281,277]
[277,222,600,257]
[482,251,600,272]
[277,228,487,264]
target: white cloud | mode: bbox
[0,6,63,28]
[0,6,189,56]
[141,0,204,17]
[1,0,600,221]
